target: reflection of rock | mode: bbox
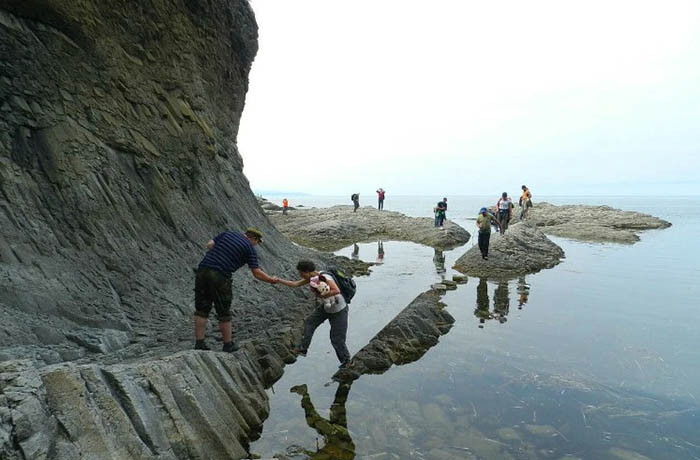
[527,202,671,244]
[454,222,564,278]
[333,291,454,382]
[268,206,470,251]
[289,382,355,459]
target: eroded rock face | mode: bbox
[525,202,671,244]
[268,205,471,251]
[453,222,565,279]
[0,344,289,460]
[0,2,336,457]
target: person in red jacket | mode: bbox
[376,188,385,210]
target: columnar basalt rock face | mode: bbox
[0,0,279,359]
[0,2,333,457]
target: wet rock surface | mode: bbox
[453,222,565,278]
[526,202,671,244]
[268,205,471,251]
[334,290,454,382]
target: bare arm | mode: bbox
[251,268,277,284]
[277,277,310,288]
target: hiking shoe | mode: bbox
[222,342,238,353]
[194,341,210,351]
[292,347,307,357]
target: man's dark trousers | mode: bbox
[301,306,350,363]
[478,231,490,257]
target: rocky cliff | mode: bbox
[0,1,327,458]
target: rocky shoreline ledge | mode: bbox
[267,205,471,251]
[527,202,671,244]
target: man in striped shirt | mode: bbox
[194,227,277,352]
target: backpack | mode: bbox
[323,267,356,304]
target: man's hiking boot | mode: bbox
[222,342,238,353]
[194,340,210,351]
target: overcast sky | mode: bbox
[238,0,700,196]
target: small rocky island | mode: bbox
[454,222,566,278]
[266,204,471,251]
[528,202,671,244]
[453,202,671,278]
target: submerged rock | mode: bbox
[268,205,471,251]
[526,202,671,244]
[453,222,565,278]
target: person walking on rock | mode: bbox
[376,188,385,210]
[194,227,277,352]
[277,260,352,368]
[519,185,532,220]
[282,198,289,215]
[351,193,360,212]
[496,192,514,234]
[476,207,498,260]
[434,197,448,228]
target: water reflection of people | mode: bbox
[517,277,529,309]
[351,243,359,261]
[290,382,355,459]
[376,240,384,264]
[433,249,446,276]
[474,278,490,327]
[493,281,510,323]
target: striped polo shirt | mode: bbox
[198,231,259,277]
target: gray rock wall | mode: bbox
[0,0,314,360]
[0,2,335,457]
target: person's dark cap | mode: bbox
[480,207,487,213]
[245,227,263,242]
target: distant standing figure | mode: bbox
[351,243,359,261]
[376,188,386,210]
[434,197,448,228]
[496,192,514,234]
[194,227,278,352]
[519,185,532,220]
[476,207,499,260]
[277,260,352,368]
[282,198,289,215]
[351,193,360,212]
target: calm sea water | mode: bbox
[252,195,700,459]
